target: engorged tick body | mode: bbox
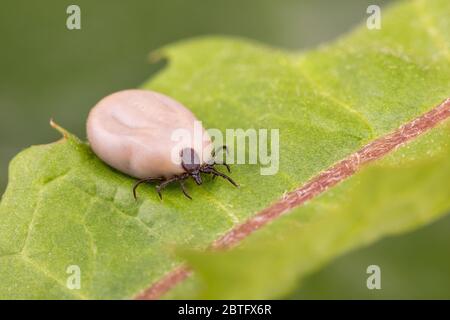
[86,89,237,199]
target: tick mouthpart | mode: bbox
[193,174,202,185]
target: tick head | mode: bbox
[180,147,201,172]
[180,148,203,185]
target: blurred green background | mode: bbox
[1,0,449,299]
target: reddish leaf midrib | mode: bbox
[135,98,450,300]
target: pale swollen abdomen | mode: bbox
[86,89,213,179]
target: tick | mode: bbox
[86,89,237,200]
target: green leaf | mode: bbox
[1,0,449,299]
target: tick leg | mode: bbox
[155,176,182,199]
[210,146,231,172]
[210,168,239,187]
[133,177,163,200]
[179,180,192,200]
[217,162,231,173]
[211,145,228,158]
